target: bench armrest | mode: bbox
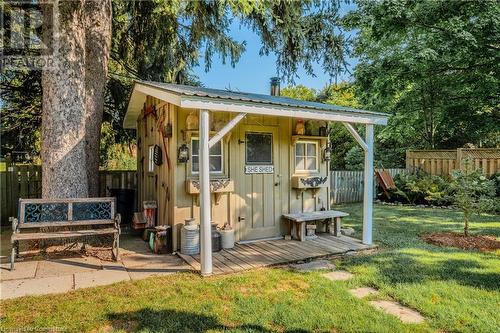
[11,218,19,233]
[114,214,121,231]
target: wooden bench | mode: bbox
[10,197,121,270]
[282,210,349,241]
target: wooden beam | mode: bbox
[343,123,368,151]
[208,113,246,148]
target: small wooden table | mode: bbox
[282,210,349,241]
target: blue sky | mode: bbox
[194,4,358,94]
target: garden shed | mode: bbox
[123,80,388,275]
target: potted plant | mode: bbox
[219,222,235,249]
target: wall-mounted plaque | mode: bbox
[245,165,274,174]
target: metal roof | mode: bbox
[138,80,387,117]
[123,80,389,128]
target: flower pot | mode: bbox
[219,229,235,249]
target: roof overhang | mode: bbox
[123,81,389,129]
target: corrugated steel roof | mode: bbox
[138,80,387,117]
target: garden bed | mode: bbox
[421,232,500,252]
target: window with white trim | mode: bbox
[191,138,223,174]
[148,145,155,172]
[295,141,318,172]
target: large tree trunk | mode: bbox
[41,0,88,198]
[84,0,112,196]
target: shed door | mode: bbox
[238,126,281,241]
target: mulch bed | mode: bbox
[421,232,500,252]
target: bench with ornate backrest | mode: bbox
[10,197,121,270]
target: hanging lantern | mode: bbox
[177,144,189,163]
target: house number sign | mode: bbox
[245,165,274,174]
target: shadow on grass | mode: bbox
[346,248,500,291]
[108,308,309,333]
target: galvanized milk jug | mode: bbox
[180,218,200,255]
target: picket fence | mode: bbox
[0,164,136,225]
[330,168,407,204]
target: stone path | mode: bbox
[0,236,192,300]
[315,261,426,325]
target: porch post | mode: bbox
[362,124,374,245]
[199,109,213,275]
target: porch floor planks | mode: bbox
[218,250,255,270]
[311,236,351,252]
[251,242,296,262]
[264,240,311,261]
[177,234,376,275]
[244,243,285,263]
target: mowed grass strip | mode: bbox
[1,204,499,333]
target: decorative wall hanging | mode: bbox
[153,145,162,166]
[163,123,173,137]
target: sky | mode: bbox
[193,4,358,95]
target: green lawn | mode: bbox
[1,204,499,333]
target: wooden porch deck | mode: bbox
[177,234,376,275]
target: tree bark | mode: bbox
[42,0,88,198]
[84,0,112,196]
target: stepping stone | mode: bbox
[290,260,335,272]
[322,270,353,281]
[0,261,38,281]
[0,275,73,300]
[349,287,379,298]
[369,300,425,324]
[74,270,131,289]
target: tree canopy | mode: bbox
[347,0,500,152]
[1,0,349,164]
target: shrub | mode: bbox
[391,172,453,206]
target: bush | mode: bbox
[388,172,453,206]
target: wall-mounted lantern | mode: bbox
[322,145,332,162]
[177,144,189,163]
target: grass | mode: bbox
[1,204,499,333]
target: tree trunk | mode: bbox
[41,0,88,198]
[464,211,470,236]
[84,0,112,196]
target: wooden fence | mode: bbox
[330,168,407,204]
[406,148,500,177]
[0,164,137,225]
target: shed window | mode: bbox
[148,145,155,172]
[191,138,223,174]
[245,132,273,165]
[295,141,318,172]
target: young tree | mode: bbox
[450,166,497,236]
